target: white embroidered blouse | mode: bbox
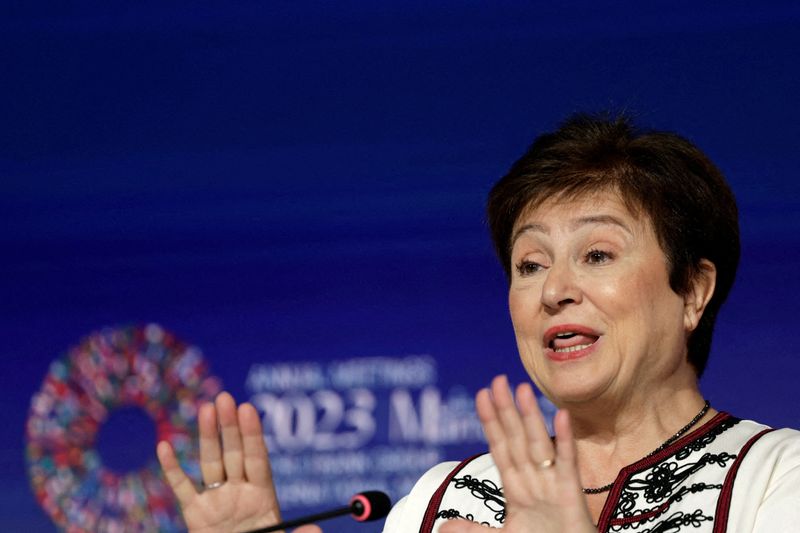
[382,413,800,532]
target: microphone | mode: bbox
[245,491,392,533]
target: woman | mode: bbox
[158,114,800,532]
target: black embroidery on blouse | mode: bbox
[674,418,739,461]
[436,508,462,520]
[617,489,639,515]
[432,416,743,532]
[435,509,491,526]
[608,416,740,531]
[448,474,506,523]
[622,509,713,532]
[626,452,735,505]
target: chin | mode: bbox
[534,366,614,406]
[551,387,605,405]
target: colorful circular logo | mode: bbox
[26,324,221,531]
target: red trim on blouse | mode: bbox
[596,412,733,531]
[712,428,774,533]
[418,453,486,533]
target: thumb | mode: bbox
[293,525,323,533]
[439,519,491,533]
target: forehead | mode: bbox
[512,190,649,237]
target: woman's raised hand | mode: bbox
[440,375,596,533]
[157,391,322,533]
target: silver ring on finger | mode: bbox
[204,481,225,490]
[535,458,555,469]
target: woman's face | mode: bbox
[508,192,696,405]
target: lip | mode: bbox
[543,324,601,362]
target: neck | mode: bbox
[564,376,714,489]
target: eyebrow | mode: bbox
[511,214,633,245]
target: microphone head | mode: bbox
[349,491,392,522]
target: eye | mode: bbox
[515,260,544,276]
[585,249,613,265]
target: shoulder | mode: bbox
[703,416,800,458]
[383,453,501,533]
[731,419,800,468]
[726,420,800,532]
[719,418,800,493]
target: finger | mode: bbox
[217,391,245,481]
[293,525,323,533]
[157,440,198,506]
[517,382,557,464]
[476,379,536,501]
[475,387,512,471]
[553,410,589,505]
[491,375,531,467]
[198,402,225,485]
[239,402,273,489]
[490,376,544,497]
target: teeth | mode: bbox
[556,332,575,338]
[553,343,592,353]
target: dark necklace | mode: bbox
[581,400,711,495]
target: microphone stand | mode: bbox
[247,503,355,533]
[244,490,390,533]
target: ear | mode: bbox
[683,259,717,332]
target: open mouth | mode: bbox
[544,328,600,354]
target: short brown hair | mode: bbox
[487,113,740,376]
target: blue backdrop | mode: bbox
[3,2,800,531]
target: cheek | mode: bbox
[607,269,684,338]
[508,288,539,336]
[587,264,674,332]
[508,291,542,376]
[583,271,636,320]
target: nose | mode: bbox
[540,260,582,310]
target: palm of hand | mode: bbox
[495,472,593,533]
[440,376,596,533]
[497,493,595,533]
[177,481,280,533]
[157,392,307,533]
